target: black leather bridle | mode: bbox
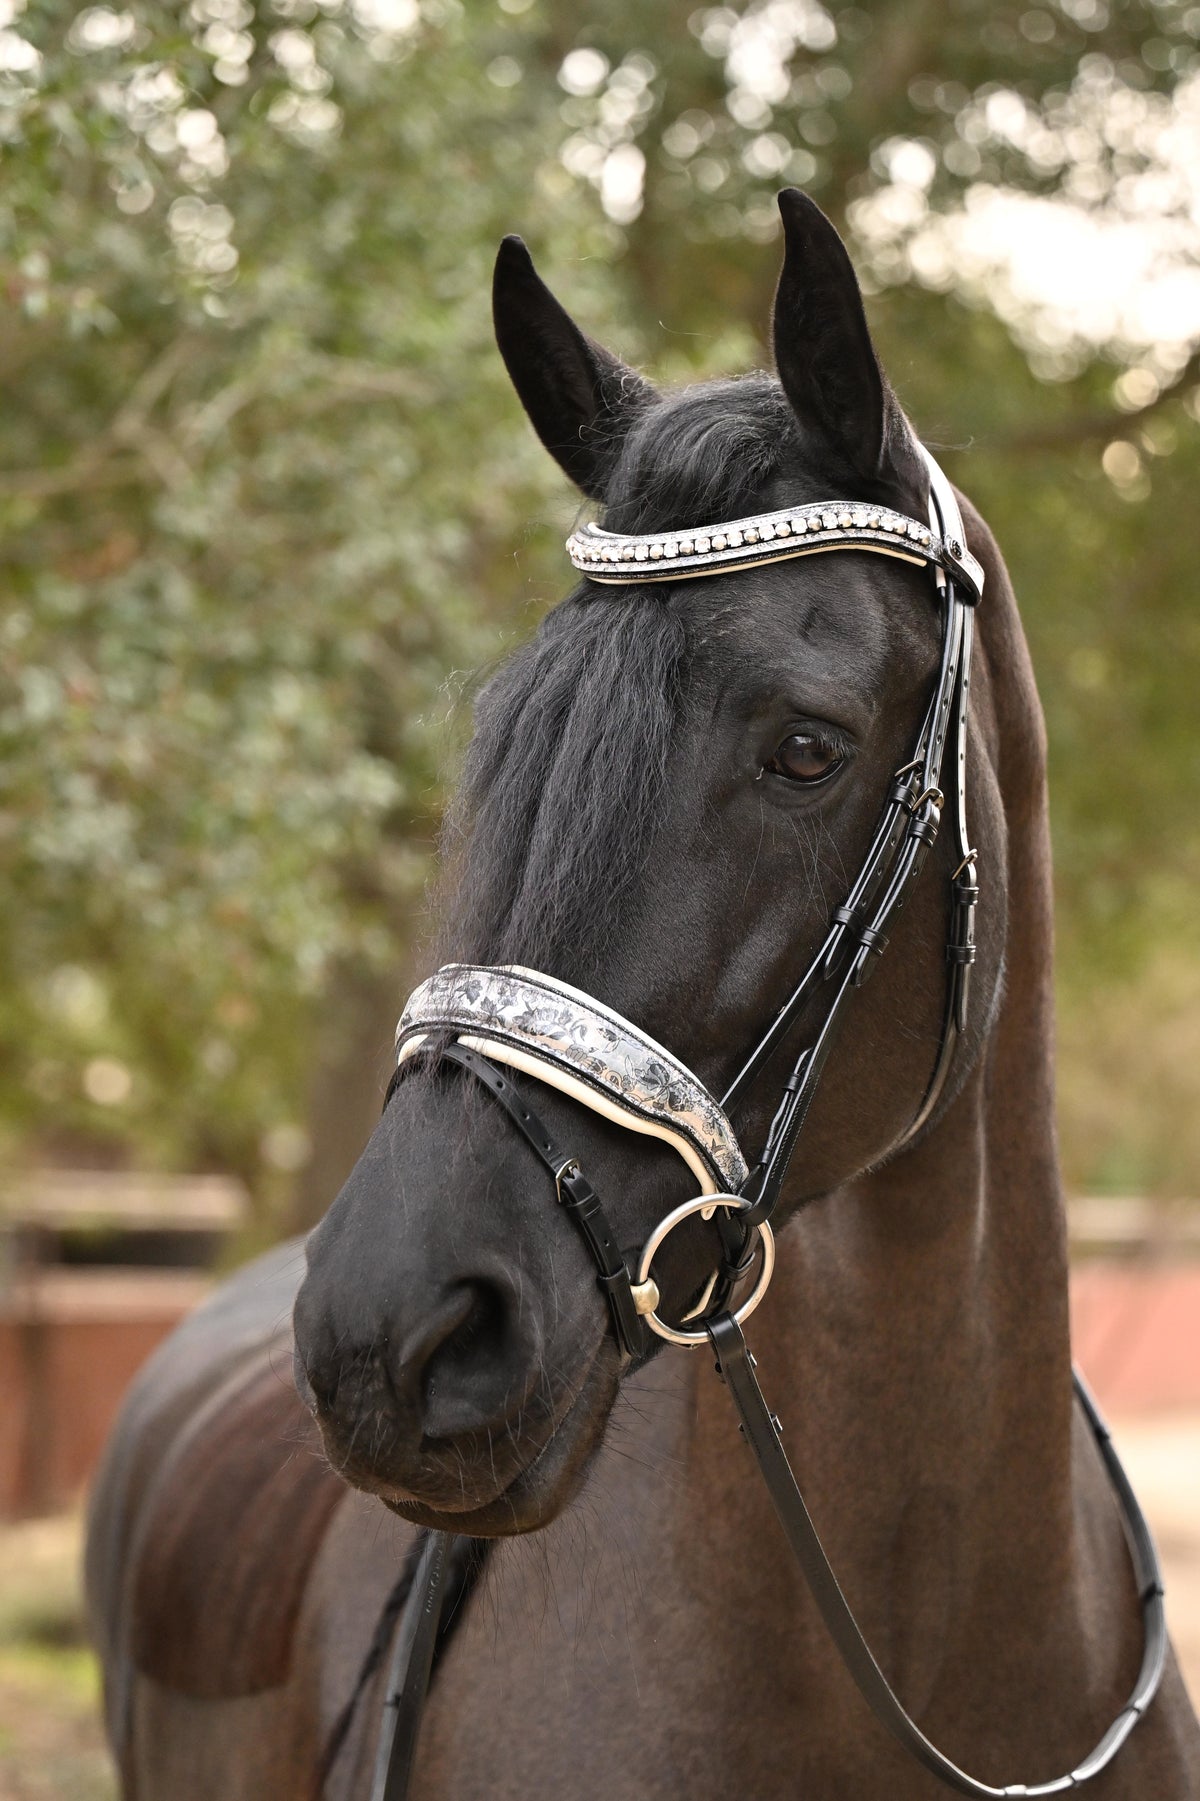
[363,453,1166,1799]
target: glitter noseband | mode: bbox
[395,962,763,1350]
[378,445,1165,1801]
[396,963,748,1197]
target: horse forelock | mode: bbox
[437,379,784,978]
[439,590,687,979]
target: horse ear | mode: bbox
[772,189,917,489]
[493,236,657,500]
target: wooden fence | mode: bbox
[0,1178,1197,1518]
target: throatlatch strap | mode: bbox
[707,1313,1167,1799]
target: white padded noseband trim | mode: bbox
[398,1034,723,1197]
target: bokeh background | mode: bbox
[5,0,1200,1211]
[1,0,1199,1793]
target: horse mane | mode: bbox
[438,372,867,978]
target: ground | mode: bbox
[1,1417,1196,1800]
[0,1516,114,1801]
[1114,1413,1200,1688]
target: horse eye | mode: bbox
[767,733,844,784]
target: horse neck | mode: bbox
[795,715,1068,1487]
[769,870,1072,1548]
[691,595,1081,1653]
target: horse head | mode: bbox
[292,190,1008,1535]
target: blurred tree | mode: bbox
[1,0,1197,1215]
[1,0,638,1208]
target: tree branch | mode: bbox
[0,455,151,499]
[986,349,1200,455]
[0,354,434,498]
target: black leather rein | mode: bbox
[367,1042,1166,1800]
[707,1316,1166,1798]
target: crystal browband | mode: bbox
[566,496,984,601]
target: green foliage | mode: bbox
[2,0,1198,1203]
[2,0,622,1187]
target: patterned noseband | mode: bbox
[395,963,748,1197]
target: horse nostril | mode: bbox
[298,1343,357,1417]
[395,1277,538,1443]
[421,1281,504,1393]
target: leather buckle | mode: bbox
[554,1158,580,1205]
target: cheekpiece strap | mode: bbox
[395,962,748,1197]
[566,476,983,604]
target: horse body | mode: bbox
[87,191,1200,1797]
[85,1240,416,1797]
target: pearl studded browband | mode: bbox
[566,486,984,603]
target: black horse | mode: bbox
[87,190,1200,1797]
